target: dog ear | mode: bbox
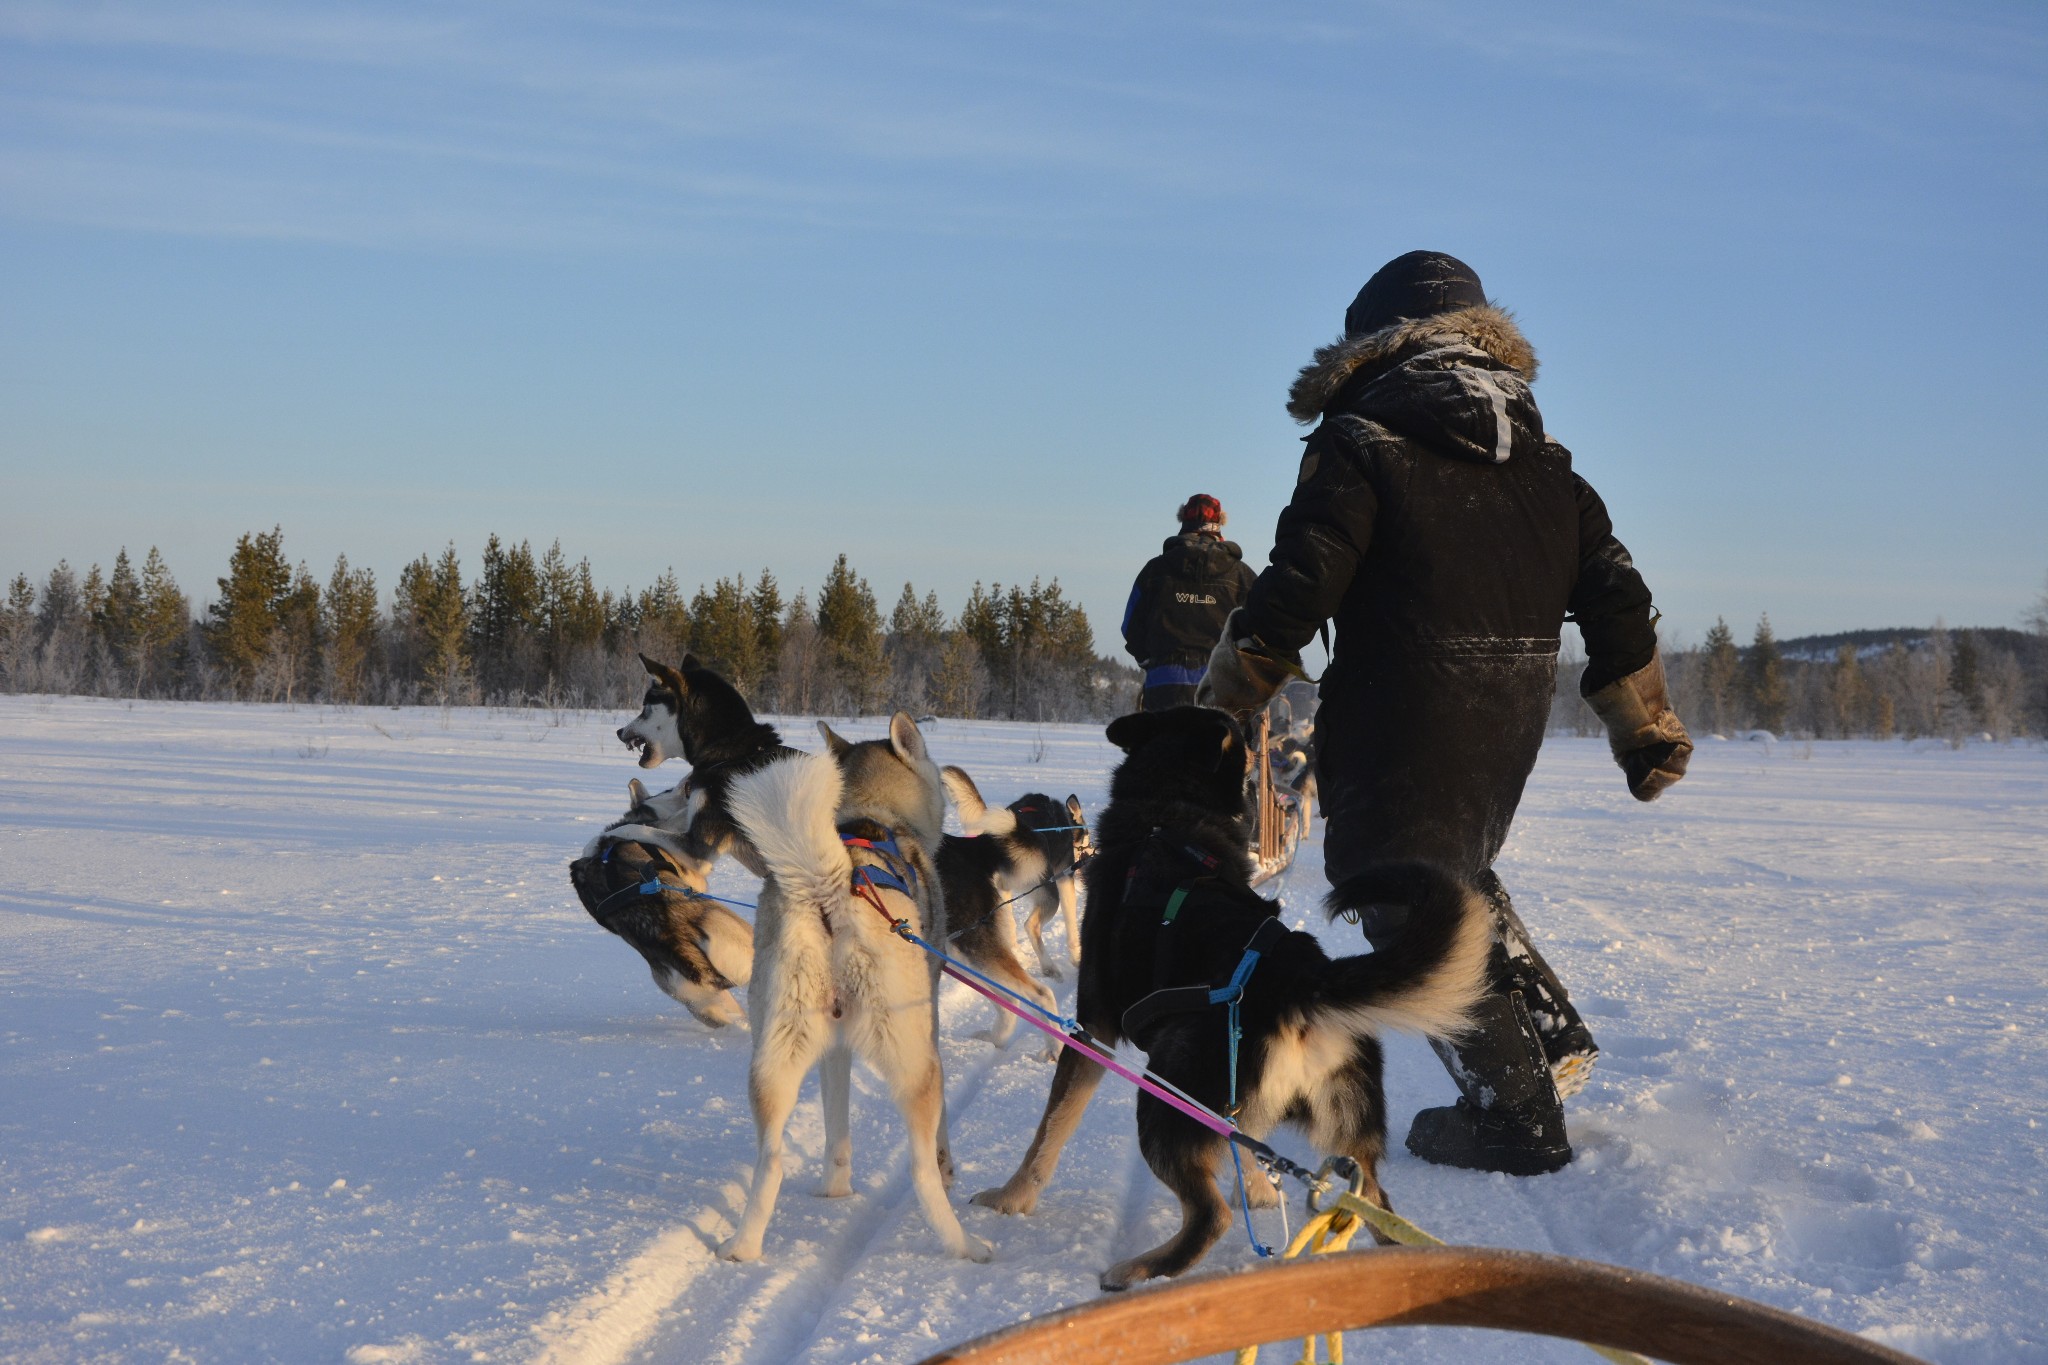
[1066,794,1084,821]
[888,711,929,766]
[640,654,688,696]
[628,778,650,806]
[1107,706,1236,757]
[1105,711,1165,754]
[817,721,853,756]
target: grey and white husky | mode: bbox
[719,713,992,1264]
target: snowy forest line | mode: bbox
[0,530,1134,721]
[4,531,2046,739]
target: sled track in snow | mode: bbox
[522,989,1044,1365]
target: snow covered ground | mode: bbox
[1,695,2043,1365]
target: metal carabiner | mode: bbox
[1307,1154,1366,1214]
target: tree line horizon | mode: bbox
[3,531,2044,739]
[0,529,1131,721]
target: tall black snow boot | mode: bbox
[1405,990,1573,1176]
[1477,871,1599,1099]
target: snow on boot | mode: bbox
[1479,871,1599,1098]
[1406,991,1572,1176]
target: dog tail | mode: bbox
[941,765,1016,836]
[727,751,852,915]
[1311,862,1493,1040]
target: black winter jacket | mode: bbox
[1242,305,1658,878]
[1122,533,1258,675]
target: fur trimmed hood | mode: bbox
[1287,305,1537,424]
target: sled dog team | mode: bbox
[569,653,1491,1289]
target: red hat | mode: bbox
[1177,493,1225,530]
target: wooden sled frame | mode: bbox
[918,1245,1925,1365]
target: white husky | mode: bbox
[718,712,991,1264]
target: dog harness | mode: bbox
[1111,833,1291,1257]
[1116,836,1289,1047]
[590,839,758,914]
[838,820,921,899]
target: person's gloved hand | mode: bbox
[1195,610,1297,716]
[1584,651,1693,801]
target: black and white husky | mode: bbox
[941,767,1090,979]
[568,778,754,1027]
[973,706,1490,1290]
[719,713,992,1264]
[614,653,798,877]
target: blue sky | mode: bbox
[2,1,2043,653]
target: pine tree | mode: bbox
[1829,644,1867,738]
[931,629,986,718]
[689,574,763,695]
[815,556,886,714]
[135,548,189,696]
[1701,617,1742,732]
[750,570,784,665]
[1950,630,1982,726]
[323,555,380,703]
[775,590,824,714]
[472,535,543,698]
[958,581,1001,666]
[396,544,471,702]
[96,549,143,686]
[31,559,91,692]
[0,573,37,689]
[207,529,293,695]
[634,568,691,664]
[80,564,106,632]
[264,562,324,702]
[889,583,947,646]
[1745,614,1789,733]
[882,582,949,714]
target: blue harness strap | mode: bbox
[840,826,920,899]
[591,840,758,913]
[1113,906,1291,1260]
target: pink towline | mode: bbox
[932,960,1236,1138]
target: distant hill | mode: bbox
[1776,626,2047,668]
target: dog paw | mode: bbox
[1037,964,1065,981]
[1233,1176,1282,1210]
[970,1185,1036,1216]
[955,1233,995,1264]
[688,998,744,1029]
[717,1234,761,1262]
[814,1177,853,1199]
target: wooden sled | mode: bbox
[1247,710,1302,888]
[917,1245,1926,1365]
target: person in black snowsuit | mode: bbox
[1121,494,1258,711]
[1201,251,1692,1176]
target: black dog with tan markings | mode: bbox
[973,706,1492,1290]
